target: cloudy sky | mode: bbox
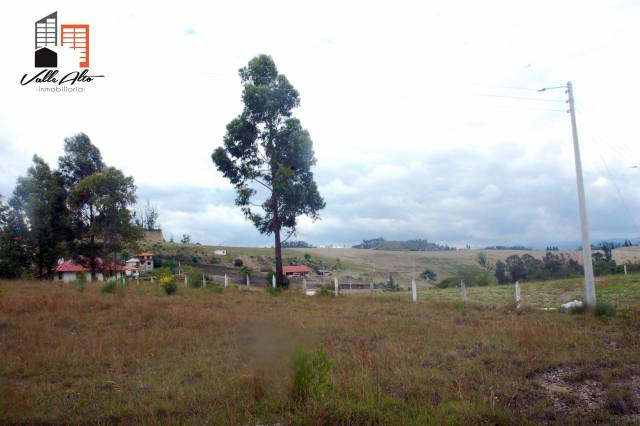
[1,0,639,248]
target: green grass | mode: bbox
[415,274,640,309]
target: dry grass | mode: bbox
[144,240,640,284]
[1,279,640,424]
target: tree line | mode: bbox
[353,237,455,251]
[0,133,141,279]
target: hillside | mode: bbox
[139,241,640,286]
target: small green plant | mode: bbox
[318,284,333,298]
[100,280,116,294]
[233,258,243,267]
[206,282,224,293]
[594,301,616,318]
[240,266,253,279]
[267,286,283,296]
[74,272,86,292]
[290,346,333,402]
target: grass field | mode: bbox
[2,276,640,424]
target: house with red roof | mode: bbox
[282,265,311,277]
[53,257,105,283]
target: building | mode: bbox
[35,12,57,67]
[53,258,104,283]
[135,252,154,272]
[282,265,311,277]
[214,249,227,256]
[60,24,89,67]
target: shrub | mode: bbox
[100,280,116,294]
[206,282,224,293]
[233,258,243,267]
[318,284,333,298]
[75,272,86,292]
[421,269,437,281]
[594,302,616,317]
[240,266,253,278]
[160,275,177,295]
[290,346,333,402]
[267,286,283,296]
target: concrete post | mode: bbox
[224,273,228,288]
[202,274,206,289]
[515,281,521,306]
[184,275,188,287]
[272,274,276,288]
[412,279,417,303]
[624,264,628,275]
[334,276,339,295]
[303,277,307,291]
[246,274,250,287]
[460,279,467,302]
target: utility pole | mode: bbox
[539,82,596,307]
[566,81,596,307]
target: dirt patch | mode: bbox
[534,365,640,421]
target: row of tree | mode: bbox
[0,133,141,279]
[494,253,583,284]
[353,237,455,251]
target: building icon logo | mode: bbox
[34,11,90,68]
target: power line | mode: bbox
[477,93,567,103]
[576,109,640,237]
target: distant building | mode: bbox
[283,265,311,277]
[214,249,227,256]
[53,258,104,283]
[136,252,154,271]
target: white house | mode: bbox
[53,259,104,283]
[136,252,154,271]
[214,249,227,256]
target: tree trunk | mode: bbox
[274,218,284,287]
[89,205,96,281]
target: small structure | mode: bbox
[317,269,332,277]
[283,265,311,277]
[135,252,154,271]
[53,258,104,283]
[214,249,227,256]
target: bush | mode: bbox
[240,266,253,278]
[594,302,616,317]
[100,280,116,294]
[206,282,224,293]
[160,275,177,295]
[318,284,333,298]
[75,272,86,292]
[233,258,243,267]
[290,346,333,402]
[267,286,283,296]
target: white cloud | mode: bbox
[1,0,639,247]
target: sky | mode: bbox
[1,0,639,249]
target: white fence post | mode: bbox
[246,274,250,287]
[303,277,307,291]
[515,281,521,307]
[272,274,276,288]
[412,278,417,303]
[202,274,206,289]
[150,276,154,284]
[460,279,467,302]
[224,273,228,288]
[184,275,188,287]
[624,264,628,275]
[334,276,339,295]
